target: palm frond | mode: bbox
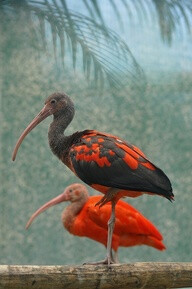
[69,12,146,89]
[2,0,192,45]
[152,0,192,44]
[1,0,146,91]
[82,0,192,45]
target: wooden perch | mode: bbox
[0,262,192,289]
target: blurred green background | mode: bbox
[0,0,192,266]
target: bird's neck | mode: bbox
[62,196,89,232]
[48,114,73,159]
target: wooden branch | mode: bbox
[0,262,192,289]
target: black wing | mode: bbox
[69,131,173,200]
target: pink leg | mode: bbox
[84,200,116,267]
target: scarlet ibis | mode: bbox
[12,92,173,265]
[26,183,166,263]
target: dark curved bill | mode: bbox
[12,105,52,161]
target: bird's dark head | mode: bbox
[45,92,74,119]
[12,92,74,161]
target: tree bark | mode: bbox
[0,262,192,289]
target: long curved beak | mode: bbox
[12,104,52,161]
[25,190,70,229]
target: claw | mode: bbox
[83,247,116,268]
[95,195,108,207]
[83,256,115,268]
[95,188,119,207]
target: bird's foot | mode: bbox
[95,188,118,208]
[95,195,108,208]
[83,256,115,268]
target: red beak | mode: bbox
[25,189,70,229]
[12,103,53,161]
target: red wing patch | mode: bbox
[71,142,111,168]
[75,148,111,167]
[132,145,147,158]
[115,142,155,171]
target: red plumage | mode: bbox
[26,184,165,262]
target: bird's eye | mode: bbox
[69,189,72,192]
[50,99,56,105]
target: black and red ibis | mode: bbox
[12,92,173,265]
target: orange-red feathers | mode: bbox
[64,195,165,252]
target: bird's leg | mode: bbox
[106,200,116,266]
[83,199,117,267]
